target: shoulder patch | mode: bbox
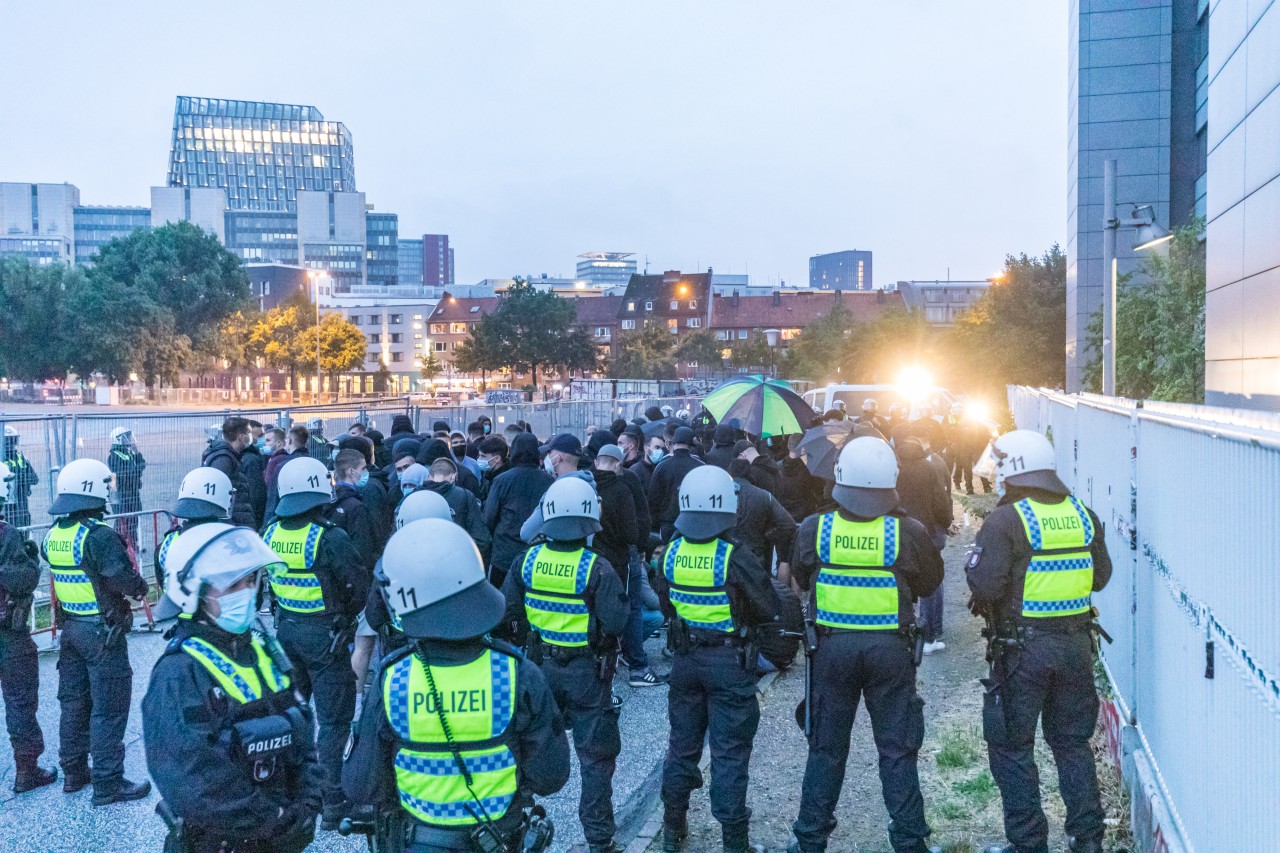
[965,545,984,570]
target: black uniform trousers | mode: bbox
[542,653,621,845]
[985,631,1103,852]
[277,613,356,807]
[57,618,132,786]
[662,642,759,836]
[793,632,929,853]
[0,627,45,761]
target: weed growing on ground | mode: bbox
[935,724,982,769]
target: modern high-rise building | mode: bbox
[423,234,453,287]
[809,249,873,290]
[366,212,398,290]
[151,186,228,242]
[73,206,151,264]
[577,252,637,288]
[397,237,424,288]
[1065,1,1206,391]
[166,96,356,212]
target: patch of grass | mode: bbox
[936,801,970,820]
[957,491,1000,519]
[935,725,982,770]
[953,770,997,806]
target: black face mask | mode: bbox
[451,444,466,458]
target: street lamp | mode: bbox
[764,328,781,378]
[1101,159,1172,396]
[307,270,322,402]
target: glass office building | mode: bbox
[809,250,873,291]
[366,212,399,289]
[577,251,637,287]
[398,237,424,287]
[224,210,299,265]
[73,206,151,264]
[167,96,356,213]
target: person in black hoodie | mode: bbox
[366,428,390,469]
[237,421,267,529]
[338,435,390,552]
[727,458,796,580]
[328,449,377,569]
[647,427,704,542]
[420,457,491,563]
[476,435,509,502]
[590,445,638,583]
[892,431,953,654]
[777,434,823,522]
[201,417,256,528]
[483,433,552,587]
[732,439,780,495]
[703,423,738,470]
[416,437,483,496]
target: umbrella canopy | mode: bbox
[796,420,886,480]
[699,376,814,439]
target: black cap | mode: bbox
[622,424,645,442]
[539,433,582,456]
[672,426,696,445]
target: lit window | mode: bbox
[621,319,636,330]
[414,333,423,340]
[667,318,678,332]
[689,299,697,309]
[627,302,635,311]
[430,323,447,334]
[687,318,701,328]
[450,322,467,333]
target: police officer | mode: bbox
[155,467,235,586]
[966,430,1112,853]
[262,455,368,830]
[107,426,147,550]
[41,458,151,805]
[0,462,57,793]
[659,466,780,853]
[306,417,331,466]
[788,437,944,853]
[143,523,322,852]
[2,426,38,529]
[343,518,571,852]
[500,477,629,853]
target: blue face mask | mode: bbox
[402,483,416,497]
[255,438,266,453]
[649,448,665,464]
[213,587,258,635]
[477,458,490,472]
[357,471,369,488]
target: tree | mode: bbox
[729,331,774,372]
[0,258,74,382]
[950,245,1067,396]
[297,313,367,385]
[784,304,855,379]
[453,313,503,389]
[556,326,604,378]
[247,298,312,389]
[65,270,178,386]
[419,351,444,383]
[1083,221,1205,402]
[611,321,677,379]
[476,278,581,387]
[675,329,725,372]
[843,308,937,385]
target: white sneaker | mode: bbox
[922,641,946,655]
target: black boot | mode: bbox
[662,811,688,852]
[92,777,151,807]
[13,758,57,794]
[61,762,91,794]
[722,824,765,853]
[320,800,350,832]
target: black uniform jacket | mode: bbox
[499,542,629,647]
[966,486,1112,627]
[0,521,39,621]
[342,638,571,820]
[142,620,322,839]
[790,508,943,627]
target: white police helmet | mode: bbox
[991,429,1067,494]
[395,489,453,530]
[832,436,899,517]
[307,417,325,432]
[0,461,11,504]
[862,398,878,412]
[380,518,504,640]
[50,458,114,516]
[540,477,602,541]
[110,427,132,443]
[275,456,334,517]
[157,523,284,620]
[175,467,234,520]
[675,465,738,540]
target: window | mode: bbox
[469,306,479,313]
[390,333,402,343]
[450,322,467,333]
[366,352,380,363]
[434,341,447,352]
[689,299,697,309]
[621,319,636,330]
[349,315,361,325]
[389,314,402,324]
[391,352,404,363]
[412,322,422,330]
[627,302,635,311]
[594,326,609,337]
[644,301,653,310]
[414,333,423,340]
[430,323,447,334]
[413,314,423,321]
[687,317,700,328]
[670,300,679,310]
[667,318,678,333]
[738,330,748,340]
[369,333,381,344]
[716,330,731,341]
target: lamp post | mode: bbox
[764,328,781,379]
[307,270,322,402]
[1101,159,1172,396]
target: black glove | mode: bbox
[23,540,38,560]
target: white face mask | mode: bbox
[543,454,557,475]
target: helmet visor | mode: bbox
[192,528,288,593]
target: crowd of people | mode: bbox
[0,401,1113,853]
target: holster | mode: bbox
[739,629,759,676]
[1,594,32,632]
[526,631,545,666]
[156,800,188,853]
[667,616,691,654]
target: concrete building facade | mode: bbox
[0,182,79,265]
[895,280,992,327]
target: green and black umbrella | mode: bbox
[699,375,814,438]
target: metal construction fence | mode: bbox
[1008,387,1280,853]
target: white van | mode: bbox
[802,383,958,421]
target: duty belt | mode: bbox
[688,629,742,648]
[544,645,596,661]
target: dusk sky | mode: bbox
[0,1,1066,287]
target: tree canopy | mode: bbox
[611,320,678,380]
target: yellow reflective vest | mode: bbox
[263,522,327,614]
[813,512,901,630]
[44,520,101,616]
[1014,497,1095,618]
[663,537,735,633]
[520,544,595,647]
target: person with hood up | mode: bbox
[777,434,823,523]
[476,435,509,502]
[484,433,553,588]
[726,458,796,581]
[417,437,482,497]
[704,423,739,471]
[892,428,954,655]
[387,414,415,442]
[201,417,256,528]
[732,439,780,496]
